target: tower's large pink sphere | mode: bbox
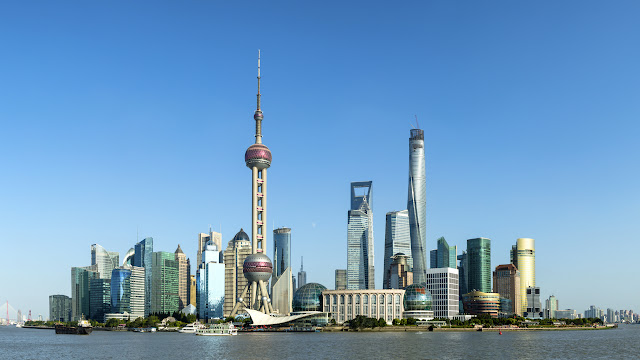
[245,143,272,170]
[243,253,273,283]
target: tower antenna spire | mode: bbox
[415,115,420,129]
[254,49,263,144]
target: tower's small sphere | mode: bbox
[243,253,273,283]
[245,143,272,170]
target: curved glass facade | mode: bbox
[91,244,119,280]
[273,228,291,280]
[408,129,427,284]
[512,238,535,315]
[111,268,132,313]
[403,284,432,311]
[292,283,327,312]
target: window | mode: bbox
[364,295,369,304]
[395,295,400,305]
[348,295,352,305]
[356,295,361,304]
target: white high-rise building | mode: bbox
[91,244,119,280]
[408,129,427,285]
[425,268,459,319]
[198,240,225,320]
[347,181,374,290]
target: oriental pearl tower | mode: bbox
[230,51,275,316]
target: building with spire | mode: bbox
[298,256,307,289]
[347,181,374,290]
[223,229,252,317]
[230,51,275,317]
[175,245,189,310]
[407,128,427,285]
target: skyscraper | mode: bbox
[110,266,145,320]
[388,253,413,289]
[467,238,491,293]
[272,227,291,282]
[347,181,374,290]
[511,238,535,316]
[151,251,179,314]
[429,237,457,269]
[493,264,521,316]
[230,51,275,317]
[49,295,72,322]
[224,229,252,317]
[197,240,225,320]
[189,275,197,307]
[198,230,222,265]
[71,265,97,320]
[383,210,411,289]
[297,256,307,289]
[133,237,153,317]
[546,295,558,319]
[175,245,189,310]
[89,278,110,322]
[91,244,119,280]
[334,269,347,290]
[407,128,427,285]
[457,251,468,312]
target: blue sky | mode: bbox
[1,1,639,319]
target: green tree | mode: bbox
[377,318,387,327]
[392,318,400,326]
[406,317,417,325]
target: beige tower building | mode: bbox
[189,275,197,307]
[175,245,189,310]
[493,263,521,316]
[511,238,535,316]
[223,229,252,317]
[198,230,222,265]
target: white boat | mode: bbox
[195,323,238,336]
[179,322,207,333]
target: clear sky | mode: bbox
[1,1,639,319]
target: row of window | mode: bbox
[327,294,401,306]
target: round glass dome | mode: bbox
[403,284,433,311]
[292,283,327,312]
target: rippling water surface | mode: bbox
[1,325,639,359]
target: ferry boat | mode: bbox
[55,320,93,335]
[179,322,207,333]
[195,323,237,336]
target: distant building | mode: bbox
[71,265,97,321]
[523,286,543,319]
[133,237,153,317]
[545,295,559,319]
[198,230,222,265]
[174,245,189,310]
[467,238,491,293]
[606,308,615,323]
[347,181,374,290]
[91,244,119,280]
[335,269,347,290]
[323,289,405,324]
[223,229,252,317]
[197,240,225,320]
[383,210,411,289]
[511,238,535,315]
[388,253,413,289]
[151,252,179,314]
[89,278,110,322]
[189,275,197,307]
[298,256,307,289]
[462,290,500,318]
[493,264,521,316]
[110,266,145,320]
[457,251,468,313]
[555,309,577,319]
[585,305,604,319]
[49,295,71,322]
[429,237,457,269]
[425,267,459,319]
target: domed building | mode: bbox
[402,284,434,320]
[291,283,329,326]
[222,229,252,317]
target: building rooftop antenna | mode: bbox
[415,115,420,129]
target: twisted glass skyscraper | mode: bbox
[407,129,427,284]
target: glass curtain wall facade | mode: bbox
[430,237,457,269]
[272,267,293,315]
[197,241,225,320]
[133,237,153,317]
[272,227,291,281]
[151,252,179,314]
[111,268,132,314]
[407,129,427,285]
[91,244,119,280]
[467,238,492,293]
[129,266,145,319]
[49,295,72,322]
[198,230,222,265]
[383,210,411,289]
[71,265,97,321]
[89,278,111,322]
[335,269,347,290]
[347,181,374,290]
[511,238,535,316]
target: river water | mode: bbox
[1,325,639,359]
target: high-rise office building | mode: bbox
[347,181,374,290]
[151,252,179,314]
[129,266,145,320]
[492,264,521,316]
[49,295,72,322]
[383,210,411,289]
[91,244,119,280]
[511,238,535,316]
[71,265,97,321]
[335,269,347,290]
[89,278,110,322]
[425,267,459,319]
[229,53,275,317]
[189,275,197,307]
[175,245,189,310]
[388,253,413,289]
[272,228,291,282]
[111,268,132,314]
[545,295,559,319]
[457,251,468,311]
[298,256,307,289]
[198,230,222,265]
[467,238,491,294]
[407,128,427,285]
[122,248,135,266]
[197,240,225,320]
[133,237,153,317]
[429,237,457,269]
[223,229,252,317]
[524,286,542,319]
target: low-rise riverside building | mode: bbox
[462,290,500,317]
[322,289,405,324]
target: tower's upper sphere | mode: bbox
[254,110,263,121]
[245,143,272,169]
[243,253,273,283]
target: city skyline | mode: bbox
[2,1,640,317]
